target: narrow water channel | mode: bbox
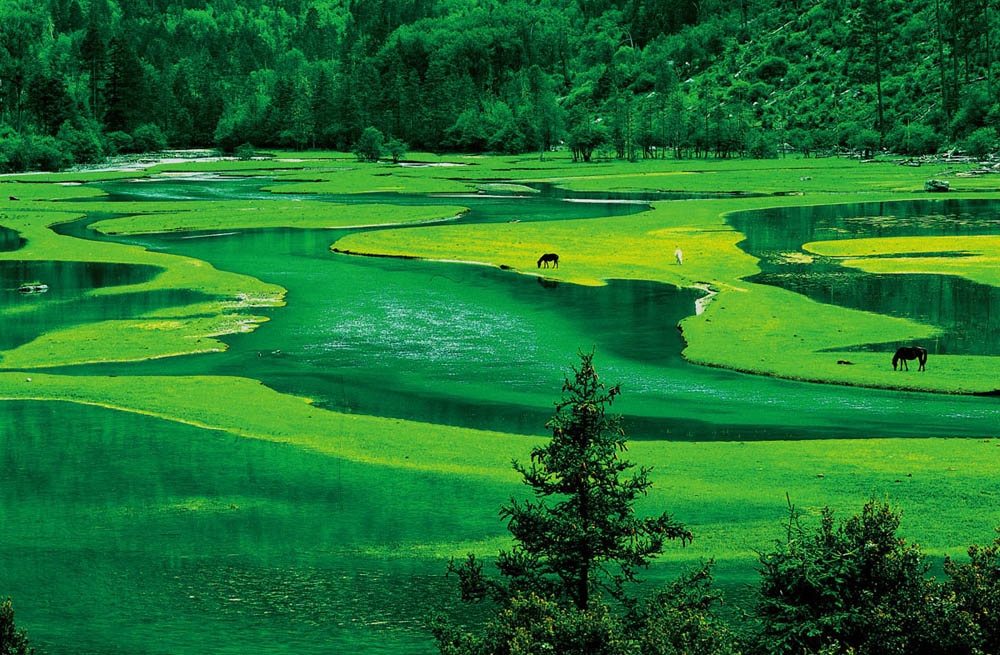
[729,199,1000,356]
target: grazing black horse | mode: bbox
[537,253,559,269]
[892,346,928,371]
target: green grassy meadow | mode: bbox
[2,371,996,569]
[2,152,1000,589]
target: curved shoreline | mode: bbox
[5,158,1000,395]
[328,245,995,396]
[331,192,999,395]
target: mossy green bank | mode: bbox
[2,154,999,576]
[0,371,996,568]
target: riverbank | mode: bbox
[331,189,999,395]
[5,154,997,390]
[3,153,1000,654]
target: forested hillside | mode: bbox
[2,0,998,170]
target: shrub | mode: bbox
[962,127,997,159]
[747,130,778,159]
[753,498,974,655]
[0,597,33,655]
[754,57,790,84]
[886,122,943,156]
[0,133,72,172]
[57,121,104,164]
[353,126,385,162]
[132,123,168,153]
[943,535,1000,650]
[634,563,742,655]
[104,131,134,155]
[234,143,256,160]
[432,593,632,655]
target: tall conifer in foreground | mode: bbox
[433,352,706,654]
[0,597,33,655]
[447,351,692,610]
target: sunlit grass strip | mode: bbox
[332,192,993,392]
[0,180,109,200]
[1,370,996,566]
[0,197,284,368]
[805,234,1000,288]
[0,316,254,368]
[0,372,529,479]
[332,195,763,287]
[677,283,965,393]
[83,200,469,234]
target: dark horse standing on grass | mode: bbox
[893,346,928,371]
[537,253,559,269]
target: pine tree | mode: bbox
[450,351,692,612]
[0,598,33,655]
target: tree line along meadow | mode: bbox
[3,0,1000,171]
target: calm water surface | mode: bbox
[3,179,999,653]
[729,199,1000,355]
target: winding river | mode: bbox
[49,179,1000,439]
[2,176,999,654]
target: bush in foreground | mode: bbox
[431,355,1000,655]
[0,597,33,655]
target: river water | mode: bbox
[2,177,998,653]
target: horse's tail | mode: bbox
[919,349,928,366]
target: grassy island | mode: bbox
[2,154,1000,653]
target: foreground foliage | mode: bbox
[447,351,691,610]
[0,598,33,655]
[429,356,1000,655]
[437,486,1000,654]
[754,498,978,654]
[435,352,729,653]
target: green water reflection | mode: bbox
[1,400,502,654]
[729,199,1000,355]
[0,225,23,252]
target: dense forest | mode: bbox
[2,0,1000,170]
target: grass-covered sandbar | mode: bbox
[325,156,1000,395]
[43,151,997,396]
[2,153,1000,652]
